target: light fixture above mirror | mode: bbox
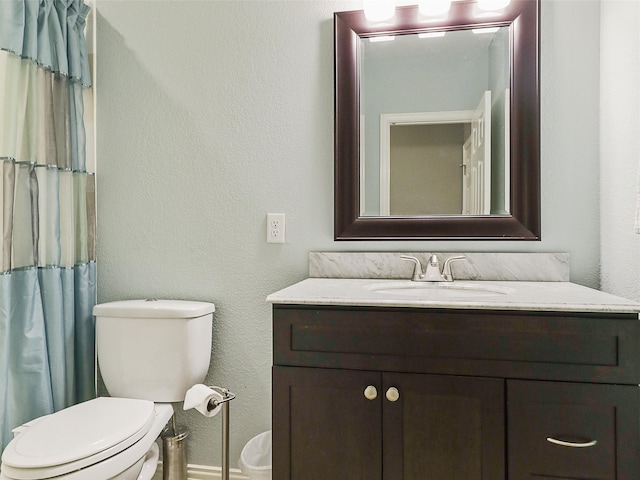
[364,0,396,21]
[363,0,513,22]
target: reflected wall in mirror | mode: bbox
[335,0,540,240]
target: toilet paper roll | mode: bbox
[183,384,223,417]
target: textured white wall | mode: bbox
[96,0,603,466]
[600,0,640,301]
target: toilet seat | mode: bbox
[0,398,173,480]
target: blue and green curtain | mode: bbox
[0,0,96,452]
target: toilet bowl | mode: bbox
[0,398,173,480]
[0,299,215,480]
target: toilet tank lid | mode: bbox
[93,299,215,318]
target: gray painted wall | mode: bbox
[96,0,607,466]
[600,1,640,301]
[389,123,464,215]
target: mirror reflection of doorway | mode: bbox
[380,91,492,216]
[390,123,467,215]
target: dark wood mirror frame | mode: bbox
[334,0,540,240]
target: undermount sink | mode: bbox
[365,281,514,299]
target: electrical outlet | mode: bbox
[267,213,285,243]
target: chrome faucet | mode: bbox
[400,254,466,282]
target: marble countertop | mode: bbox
[266,278,640,314]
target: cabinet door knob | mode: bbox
[363,385,378,400]
[386,387,400,402]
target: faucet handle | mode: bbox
[400,255,423,281]
[441,256,466,282]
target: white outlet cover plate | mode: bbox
[267,213,285,243]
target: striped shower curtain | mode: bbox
[0,0,96,452]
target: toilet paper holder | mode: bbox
[179,384,236,480]
[207,386,236,480]
[206,385,236,413]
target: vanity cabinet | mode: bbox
[273,367,504,480]
[272,304,640,480]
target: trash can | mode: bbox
[238,430,272,480]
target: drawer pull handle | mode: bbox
[386,387,400,402]
[546,437,597,448]
[364,385,378,400]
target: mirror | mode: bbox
[334,0,540,240]
[361,27,510,216]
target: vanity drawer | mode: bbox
[272,305,640,383]
[508,380,640,480]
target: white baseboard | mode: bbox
[152,463,250,480]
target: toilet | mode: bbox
[0,299,214,480]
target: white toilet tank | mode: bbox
[94,299,215,403]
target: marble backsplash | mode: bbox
[309,252,570,282]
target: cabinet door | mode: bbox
[273,366,382,480]
[508,380,640,480]
[382,373,505,480]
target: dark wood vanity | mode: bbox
[272,304,640,480]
